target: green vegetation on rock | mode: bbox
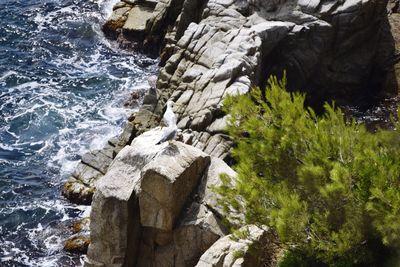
[215,75,400,266]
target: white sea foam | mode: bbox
[0,0,157,265]
[0,70,18,81]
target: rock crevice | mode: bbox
[62,0,400,266]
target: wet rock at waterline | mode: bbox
[102,0,159,53]
[64,235,91,254]
[63,218,91,255]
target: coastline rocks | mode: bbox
[62,89,145,205]
[63,0,400,266]
[100,0,396,167]
[102,0,160,53]
[64,235,91,254]
[105,0,393,105]
[62,147,114,205]
[85,129,163,267]
[63,177,96,205]
[64,218,91,254]
[84,128,236,266]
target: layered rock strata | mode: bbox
[62,0,400,266]
[65,0,398,206]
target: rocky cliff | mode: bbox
[63,0,400,266]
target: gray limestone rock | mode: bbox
[70,1,399,266]
[81,150,113,175]
[85,129,163,267]
[123,5,154,33]
[195,225,277,267]
[139,143,210,232]
[85,128,224,267]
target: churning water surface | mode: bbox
[0,0,157,265]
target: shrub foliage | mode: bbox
[216,75,400,266]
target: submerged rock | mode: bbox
[69,217,91,234]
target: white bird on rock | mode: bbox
[157,101,178,145]
[162,100,177,127]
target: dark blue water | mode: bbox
[0,0,156,265]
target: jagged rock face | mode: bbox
[67,1,399,266]
[84,128,233,267]
[64,218,91,254]
[110,0,392,102]
[62,121,137,204]
[71,0,395,206]
[107,0,392,161]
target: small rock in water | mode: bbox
[64,235,90,254]
[69,217,90,234]
[123,85,149,108]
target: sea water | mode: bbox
[0,0,157,265]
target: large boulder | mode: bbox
[139,142,210,232]
[136,157,235,266]
[84,128,222,267]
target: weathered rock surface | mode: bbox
[84,128,234,266]
[196,225,280,267]
[62,147,114,205]
[64,235,91,254]
[62,81,149,204]
[64,218,91,254]
[102,0,160,52]
[66,0,400,266]
[108,0,394,104]
[100,0,396,166]
[139,142,210,232]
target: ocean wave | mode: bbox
[0,0,157,265]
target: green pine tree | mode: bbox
[215,74,400,266]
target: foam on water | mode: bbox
[0,0,157,265]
